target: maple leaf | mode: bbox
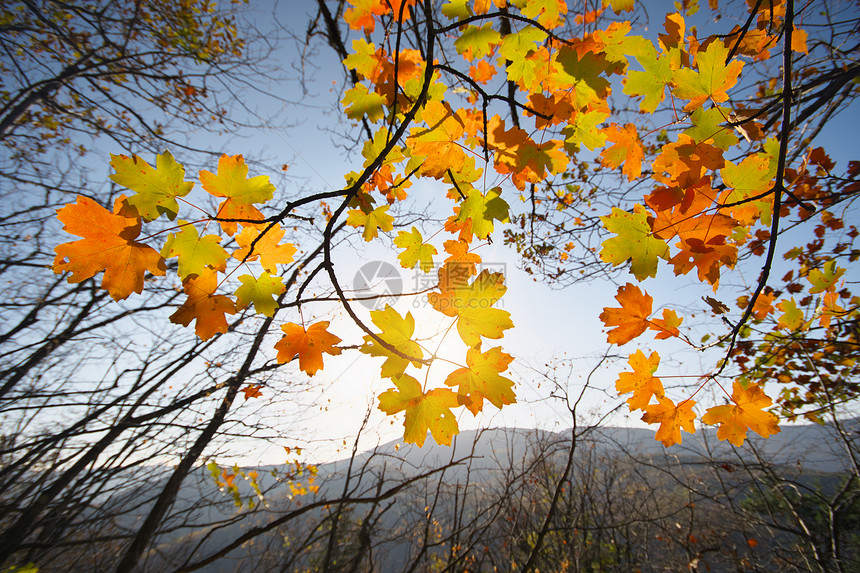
[469,60,497,83]
[444,346,516,414]
[519,0,567,28]
[808,260,845,294]
[454,23,500,61]
[673,41,744,112]
[617,350,665,411]
[360,305,424,377]
[159,222,228,279]
[602,0,634,13]
[701,382,780,447]
[274,321,342,376]
[448,187,510,241]
[776,298,806,330]
[599,283,653,345]
[342,84,387,122]
[600,204,670,281]
[242,384,263,400]
[719,154,774,225]
[378,373,459,447]
[53,195,166,301]
[169,268,236,340]
[562,109,608,152]
[428,270,513,347]
[343,0,386,33]
[408,101,467,179]
[442,239,481,278]
[109,150,194,221]
[642,397,697,447]
[394,227,437,272]
[599,123,644,181]
[555,47,612,108]
[622,42,673,113]
[684,106,738,150]
[199,154,275,235]
[346,205,394,241]
[650,308,683,339]
[232,226,297,273]
[234,272,285,317]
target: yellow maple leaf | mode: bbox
[702,382,780,447]
[378,373,459,447]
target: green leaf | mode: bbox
[342,84,387,122]
[346,205,395,241]
[455,187,510,240]
[454,24,501,61]
[109,150,194,221]
[600,204,669,281]
[160,223,228,279]
[235,271,285,317]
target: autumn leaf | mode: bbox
[242,384,263,400]
[342,84,387,122]
[808,260,845,294]
[444,346,516,414]
[616,350,665,411]
[346,205,394,241]
[650,308,683,339]
[394,227,437,272]
[274,321,342,376]
[600,204,670,281]
[642,397,697,447]
[673,40,744,112]
[199,154,275,235]
[442,239,481,278]
[53,195,166,301]
[234,271,285,317]
[701,382,780,447]
[599,123,644,181]
[599,283,653,345]
[407,101,467,179]
[109,150,194,221]
[448,187,510,241]
[378,373,459,447]
[428,269,513,347]
[232,225,297,273]
[622,41,673,113]
[454,23,500,61]
[169,268,236,340]
[360,305,424,377]
[776,298,805,330]
[159,222,228,279]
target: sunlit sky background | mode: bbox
[113,0,860,465]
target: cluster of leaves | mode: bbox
[51,0,859,449]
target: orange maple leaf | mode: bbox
[642,396,697,447]
[599,283,652,345]
[53,196,166,301]
[242,384,263,400]
[616,350,665,411]
[169,268,236,340]
[444,346,516,415]
[274,321,342,376]
[599,123,644,181]
[701,382,780,446]
[232,225,297,273]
